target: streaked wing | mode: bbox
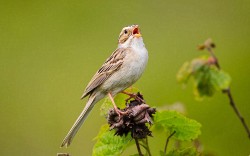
[81,48,128,99]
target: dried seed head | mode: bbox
[107,93,156,139]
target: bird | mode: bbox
[61,25,148,147]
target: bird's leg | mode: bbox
[108,92,126,117]
[121,91,145,103]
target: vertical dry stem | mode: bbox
[202,39,250,139]
[164,131,176,154]
[135,138,143,156]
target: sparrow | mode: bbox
[61,25,148,147]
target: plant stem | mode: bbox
[135,138,143,156]
[139,142,151,156]
[223,88,250,139]
[164,131,176,154]
[139,143,148,151]
[145,137,152,156]
[140,137,152,156]
[207,47,220,69]
[204,39,250,139]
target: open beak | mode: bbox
[133,26,142,38]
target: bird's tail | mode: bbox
[61,95,96,147]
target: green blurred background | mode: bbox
[0,0,250,155]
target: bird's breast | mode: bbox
[100,44,148,96]
[114,46,148,86]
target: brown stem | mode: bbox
[139,141,151,156]
[207,47,220,69]
[164,131,176,154]
[140,139,151,156]
[135,138,143,156]
[204,39,250,139]
[145,137,152,156]
[223,88,250,139]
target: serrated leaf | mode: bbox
[193,65,215,98]
[100,87,141,116]
[93,124,133,156]
[153,111,201,141]
[177,56,231,99]
[193,65,231,98]
[210,68,231,90]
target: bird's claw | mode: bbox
[114,108,128,121]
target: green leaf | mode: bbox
[193,65,231,98]
[177,56,231,98]
[93,124,133,156]
[100,87,140,116]
[210,67,231,90]
[193,65,216,98]
[153,111,201,141]
[177,57,208,84]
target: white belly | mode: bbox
[100,45,148,96]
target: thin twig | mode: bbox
[145,137,152,156]
[139,143,148,150]
[207,47,220,69]
[139,142,152,156]
[203,38,250,139]
[135,138,143,156]
[141,137,152,156]
[164,131,176,154]
[223,88,250,139]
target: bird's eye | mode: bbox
[124,30,127,34]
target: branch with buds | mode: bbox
[198,39,250,139]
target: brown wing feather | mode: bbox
[81,48,128,99]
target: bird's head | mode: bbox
[118,25,142,47]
